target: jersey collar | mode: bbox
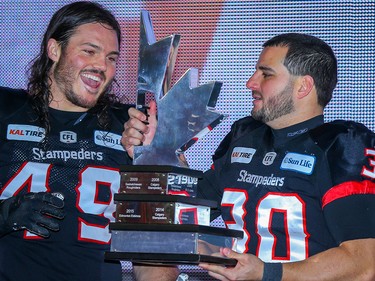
[271,115,324,146]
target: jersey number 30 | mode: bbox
[222,189,309,262]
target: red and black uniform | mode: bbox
[0,87,132,281]
[199,115,375,261]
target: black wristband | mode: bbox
[262,262,283,281]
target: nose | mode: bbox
[93,55,107,72]
[246,73,257,90]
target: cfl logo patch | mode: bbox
[263,152,277,165]
[60,131,77,143]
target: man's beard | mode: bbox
[251,80,295,123]
[53,55,111,109]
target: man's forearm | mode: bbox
[282,238,375,281]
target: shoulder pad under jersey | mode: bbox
[213,116,264,161]
[0,86,29,119]
[309,120,374,150]
[310,120,375,184]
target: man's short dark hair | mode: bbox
[263,33,337,107]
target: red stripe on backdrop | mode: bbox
[117,1,225,103]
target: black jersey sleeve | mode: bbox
[312,120,375,185]
[311,120,375,243]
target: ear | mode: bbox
[47,38,61,62]
[296,75,314,99]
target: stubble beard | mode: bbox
[251,80,295,123]
[53,55,112,110]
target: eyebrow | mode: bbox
[82,42,120,56]
[258,65,276,73]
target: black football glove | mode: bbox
[0,192,65,238]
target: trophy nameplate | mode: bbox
[115,194,216,225]
[116,202,211,225]
[119,165,202,197]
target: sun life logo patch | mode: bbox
[94,130,124,151]
[281,152,316,175]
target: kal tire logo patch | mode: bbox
[231,147,256,164]
[7,124,45,142]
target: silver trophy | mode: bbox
[106,11,242,266]
[133,10,224,167]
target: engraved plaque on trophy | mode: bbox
[105,10,242,266]
[119,165,201,197]
[115,194,214,225]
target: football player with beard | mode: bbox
[122,33,375,281]
[0,2,178,281]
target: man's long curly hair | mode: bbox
[27,1,122,135]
